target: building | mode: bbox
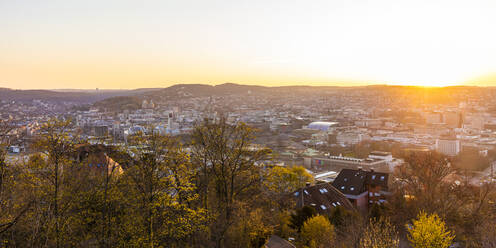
[368,151,393,162]
[93,125,109,137]
[73,144,125,176]
[336,132,369,145]
[304,154,387,171]
[293,183,355,214]
[142,99,155,109]
[425,112,443,124]
[306,121,338,132]
[355,119,382,128]
[332,169,389,212]
[464,114,485,130]
[314,171,338,183]
[443,111,463,128]
[368,151,403,172]
[436,138,460,156]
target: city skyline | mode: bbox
[2,0,496,89]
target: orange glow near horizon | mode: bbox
[1,0,496,89]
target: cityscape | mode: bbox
[2,84,496,247]
[2,0,496,247]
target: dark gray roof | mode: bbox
[332,169,389,195]
[293,183,355,213]
[366,171,389,190]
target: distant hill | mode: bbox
[0,88,161,103]
[140,83,272,99]
[94,96,142,112]
[97,83,495,108]
[138,83,351,100]
[4,83,491,109]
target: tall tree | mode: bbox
[191,119,271,247]
[0,148,33,237]
[124,131,207,247]
[395,152,454,214]
[33,118,78,248]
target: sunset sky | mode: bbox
[1,0,496,89]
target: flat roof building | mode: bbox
[307,121,338,132]
[304,154,387,171]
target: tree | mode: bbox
[406,211,455,248]
[264,165,313,194]
[0,148,33,237]
[360,217,399,248]
[290,206,316,232]
[226,207,273,248]
[191,119,271,247]
[67,145,125,248]
[124,131,207,247]
[32,118,78,248]
[329,205,363,247]
[395,152,454,214]
[300,215,335,248]
[329,205,355,228]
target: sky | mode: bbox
[1,0,496,89]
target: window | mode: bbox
[380,176,385,181]
[332,203,337,207]
[372,175,376,180]
[304,190,309,195]
[336,202,341,205]
[344,178,348,182]
[340,186,345,190]
[320,205,327,210]
[294,192,299,196]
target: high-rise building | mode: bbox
[425,112,443,124]
[436,138,460,156]
[443,111,463,128]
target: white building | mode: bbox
[306,121,338,132]
[337,132,369,145]
[436,138,460,156]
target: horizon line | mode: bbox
[3,82,496,91]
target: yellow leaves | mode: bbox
[300,215,335,248]
[265,165,314,194]
[406,211,455,248]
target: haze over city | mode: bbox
[2,0,496,89]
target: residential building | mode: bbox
[332,169,389,212]
[293,183,355,214]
